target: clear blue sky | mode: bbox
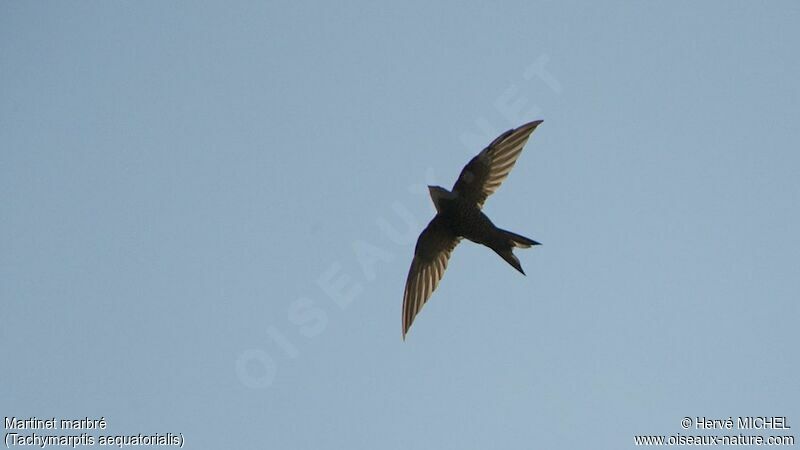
[2,2,798,449]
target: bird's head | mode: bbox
[427,185,454,213]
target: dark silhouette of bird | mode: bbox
[402,120,543,338]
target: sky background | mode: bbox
[2,1,798,449]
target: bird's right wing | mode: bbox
[402,215,460,339]
[452,120,543,208]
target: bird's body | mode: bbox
[429,190,529,266]
[431,190,494,243]
[402,120,544,338]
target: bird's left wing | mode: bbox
[402,215,460,339]
[452,120,543,208]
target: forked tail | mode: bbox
[499,228,540,248]
[492,228,541,275]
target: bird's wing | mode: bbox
[402,215,460,338]
[452,120,543,208]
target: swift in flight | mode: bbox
[402,120,544,338]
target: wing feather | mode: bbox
[402,215,460,338]
[452,120,543,207]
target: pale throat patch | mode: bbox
[428,187,453,213]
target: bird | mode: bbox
[402,120,543,339]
